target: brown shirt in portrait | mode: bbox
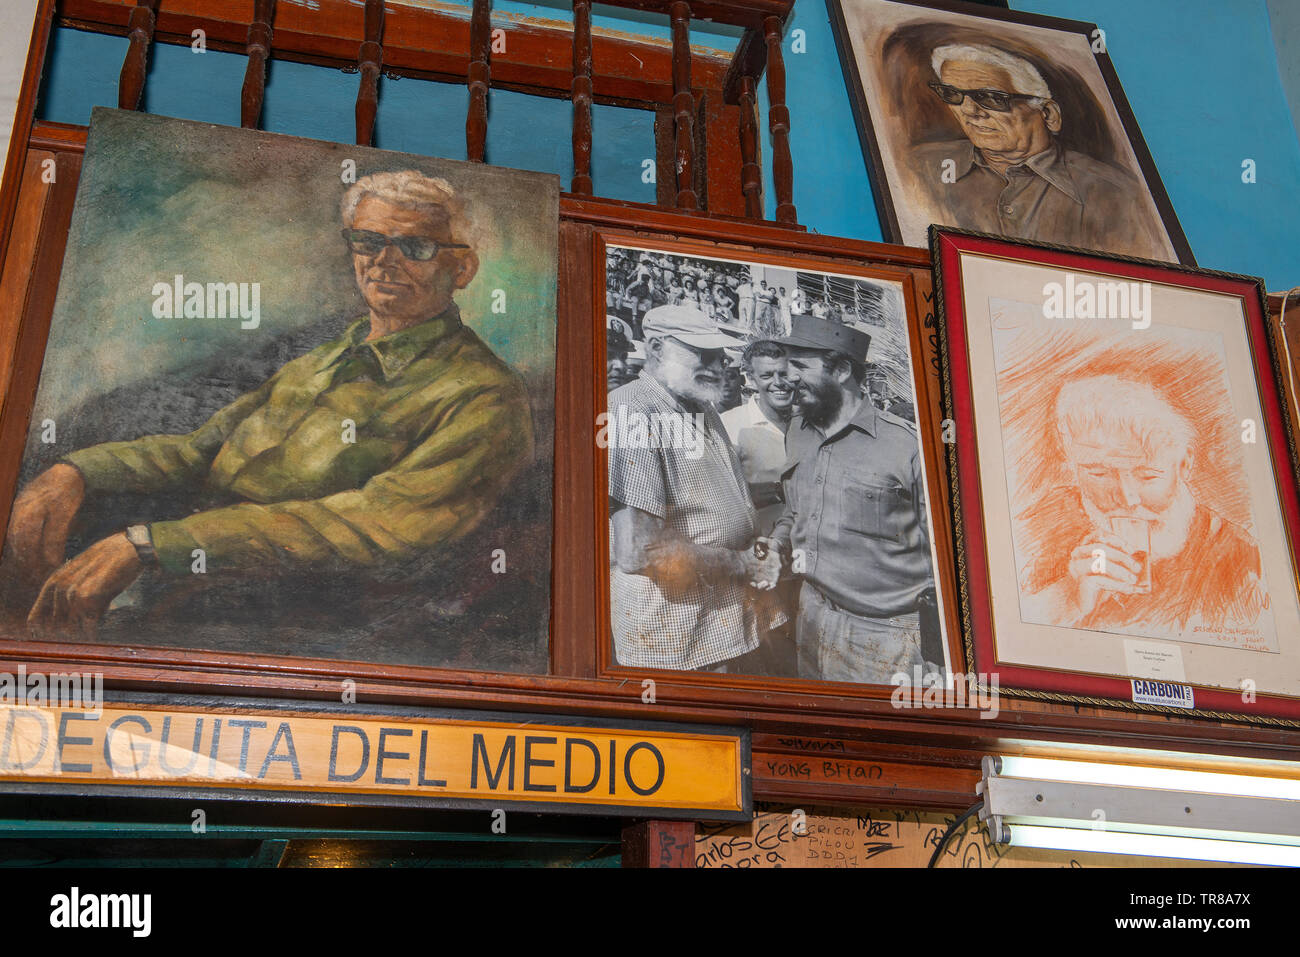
[910,139,1171,260]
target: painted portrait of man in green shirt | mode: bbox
[2,149,551,670]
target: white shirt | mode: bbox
[721,395,790,535]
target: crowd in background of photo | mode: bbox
[604,246,914,421]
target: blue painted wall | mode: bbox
[34,0,1300,287]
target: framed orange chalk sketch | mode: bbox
[932,226,1300,725]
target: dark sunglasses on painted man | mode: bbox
[927,80,1040,113]
[341,228,469,261]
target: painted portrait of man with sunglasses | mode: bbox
[910,42,1169,259]
[6,169,533,641]
[831,0,1189,262]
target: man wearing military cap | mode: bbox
[765,314,938,683]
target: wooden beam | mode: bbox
[570,0,594,195]
[0,151,80,552]
[763,14,795,224]
[722,20,781,104]
[596,0,788,29]
[621,820,695,867]
[737,74,761,218]
[552,220,597,678]
[26,121,89,153]
[0,151,56,426]
[0,0,55,281]
[240,0,275,129]
[653,104,676,208]
[669,1,697,210]
[354,0,385,147]
[117,0,160,110]
[466,0,492,162]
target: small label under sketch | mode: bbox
[1130,679,1195,709]
[1123,639,1186,681]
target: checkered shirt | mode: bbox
[607,373,760,669]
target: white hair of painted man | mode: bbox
[340,169,481,250]
[931,43,1053,103]
[1054,375,1195,462]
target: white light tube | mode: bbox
[997,756,1300,801]
[1006,824,1300,867]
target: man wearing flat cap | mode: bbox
[606,304,780,671]
[765,314,937,683]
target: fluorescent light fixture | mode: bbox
[997,755,1300,802]
[979,755,1300,866]
[1006,825,1300,867]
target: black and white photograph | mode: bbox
[601,241,949,684]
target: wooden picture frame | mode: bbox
[931,225,1300,725]
[592,229,966,696]
[825,0,1196,265]
[0,108,559,680]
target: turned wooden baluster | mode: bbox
[763,15,795,224]
[241,0,276,128]
[571,0,594,194]
[738,74,762,219]
[668,1,697,210]
[355,0,385,146]
[467,0,492,162]
[118,0,160,110]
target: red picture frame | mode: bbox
[932,226,1300,725]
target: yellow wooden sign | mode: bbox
[0,700,749,818]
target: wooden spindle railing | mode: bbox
[97,0,796,224]
[355,0,385,146]
[737,74,761,219]
[467,0,493,163]
[117,0,160,110]
[762,15,795,224]
[241,0,276,129]
[668,2,697,210]
[571,0,594,195]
